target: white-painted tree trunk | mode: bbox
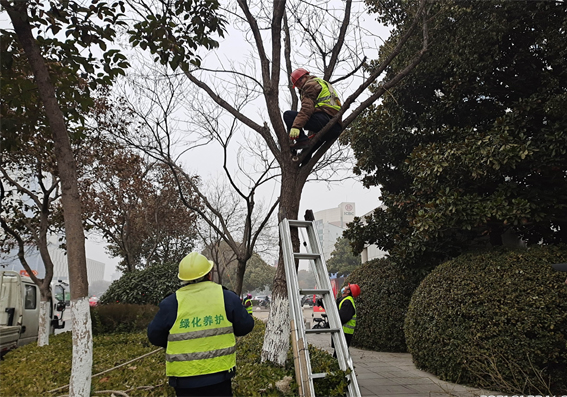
[37,300,50,346]
[261,294,290,365]
[69,297,92,397]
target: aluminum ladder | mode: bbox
[280,218,361,397]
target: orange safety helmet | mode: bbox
[349,283,361,298]
[290,68,309,88]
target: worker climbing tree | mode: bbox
[284,68,342,166]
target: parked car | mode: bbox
[300,294,314,307]
[254,295,271,307]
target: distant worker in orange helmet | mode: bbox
[332,283,360,357]
[284,68,343,163]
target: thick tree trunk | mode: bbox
[261,170,304,365]
[70,297,93,397]
[38,300,50,346]
[4,3,93,395]
[38,281,52,347]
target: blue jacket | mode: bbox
[148,284,255,388]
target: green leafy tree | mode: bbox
[241,254,275,293]
[1,0,227,390]
[326,237,361,277]
[223,254,275,294]
[1,2,130,393]
[344,0,567,267]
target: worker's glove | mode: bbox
[289,128,300,139]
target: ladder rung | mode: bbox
[305,328,341,334]
[280,218,361,397]
[287,220,312,228]
[300,288,330,295]
[294,253,320,260]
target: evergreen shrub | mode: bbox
[100,262,181,305]
[405,245,567,395]
[346,258,425,352]
[91,304,159,335]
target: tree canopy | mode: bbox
[344,0,567,267]
[326,237,361,277]
[78,138,201,272]
[222,253,275,294]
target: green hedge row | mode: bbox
[101,263,181,305]
[346,257,425,352]
[405,245,567,395]
[91,304,159,335]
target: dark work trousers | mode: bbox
[332,333,353,358]
[283,110,342,163]
[175,380,233,397]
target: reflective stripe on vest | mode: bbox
[339,296,356,335]
[310,77,341,111]
[243,298,253,314]
[166,282,236,377]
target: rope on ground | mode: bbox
[48,347,163,394]
[125,382,166,393]
[93,390,130,397]
[56,391,130,397]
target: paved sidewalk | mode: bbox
[307,335,495,397]
[254,308,497,397]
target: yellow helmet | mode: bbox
[178,252,214,281]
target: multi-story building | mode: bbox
[312,202,386,263]
[0,236,105,285]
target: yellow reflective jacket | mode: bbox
[311,77,341,111]
[243,298,253,314]
[339,296,356,335]
[166,282,236,377]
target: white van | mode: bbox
[0,271,65,355]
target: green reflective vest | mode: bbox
[339,296,356,335]
[243,298,253,315]
[307,77,342,111]
[166,281,236,377]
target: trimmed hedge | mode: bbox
[346,258,425,352]
[405,245,567,395]
[91,304,159,335]
[100,263,181,305]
